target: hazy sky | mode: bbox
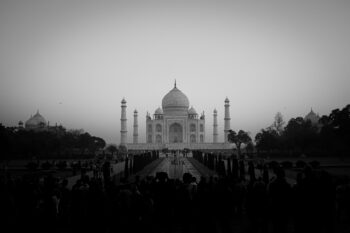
[1,0,349,144]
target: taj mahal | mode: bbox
[120,82,234,151]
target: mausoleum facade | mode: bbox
[120,82,233,150]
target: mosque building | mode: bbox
[304,108,322,131]
[120,82,233,151]
[23,110,47,130]
[17,110,64,133]
[304,108,320,126]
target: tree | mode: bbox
[106,145,118,157]
[245,141,255,156]
[228,129,252,159]
[0,124,14,159]
[320,105,350,156]
[0,123,106,159]
[162,148,169,154]
[271,112,285,135]
[284,117,319,154]
[94,136,106,147]
[255,128,280,153]
[78,132,92,154]
[118,144,128,159]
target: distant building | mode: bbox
[18,110,65,133]
[304,108,320,126]
[145,85,206,144]
[24,110,47,130]
[120,82,234,151]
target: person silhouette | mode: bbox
[269,168,291,233]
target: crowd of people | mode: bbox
[1,155,350,233]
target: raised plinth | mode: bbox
[126,143,234,151]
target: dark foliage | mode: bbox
[228,129,252,158]
[26,161,39,170]
[56,161,68,170]
[281,161,293,169]
[309,160,321,169]
[296,160,307,168]
[0,124,106,159]
[255,104,350,157]
[41,161,52,170]
[269,160,280,170]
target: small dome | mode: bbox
[121,98,126,104]
[225,97,230,103]
[18,121,23,125]
[304,108,320,125]
[162,85,189,110]
[213,109,217,113]
[154,107,163,115]
[188,106,197,115]
[25,111,47,128]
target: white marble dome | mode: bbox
[154,107,163,115]
[304,108,320,125]
[162,85,189,112]
[25,111,47,128]
[188,106,197,115]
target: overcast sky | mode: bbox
[0,0,349,144]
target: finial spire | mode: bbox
[174,79,177,88]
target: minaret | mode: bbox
[224,97,231,143]
[133,109,138,144]
[120,98,127,146]
[213,109,218,143]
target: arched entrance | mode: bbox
[169,123,183,143]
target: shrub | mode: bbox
[26,162,38,170]
[41,161,52,170]
[281,161,293,169]
[269,160,280,170]
[309,160,320,169]
[256,163,263,170]
[296,160,307,168]
[56,161,67,170]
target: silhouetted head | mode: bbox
[61,179,68,188]
[320,170,331,183]
[157,172,168,183]
[275,167,285,179]
[191,176,197,183]
[296,172,303,185]
[304,165,313,178]
[183,173,192,184]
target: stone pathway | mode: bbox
[149,157,201,181]
[67,161,125,189]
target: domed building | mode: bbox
[145,83,206,144]
[17,110,65,133]
[120,82,233,150]
[304,108,320,125]
[25,110,47,129]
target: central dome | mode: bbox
[162,85,189,111]
[25,111,47,128]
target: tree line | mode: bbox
[0,125,106,159]
[255,104,350,157]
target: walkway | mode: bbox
[67,161,126,189]
[149,156,202,181]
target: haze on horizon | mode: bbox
[0,0,349,144]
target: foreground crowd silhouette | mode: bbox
[1,153,350,233]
